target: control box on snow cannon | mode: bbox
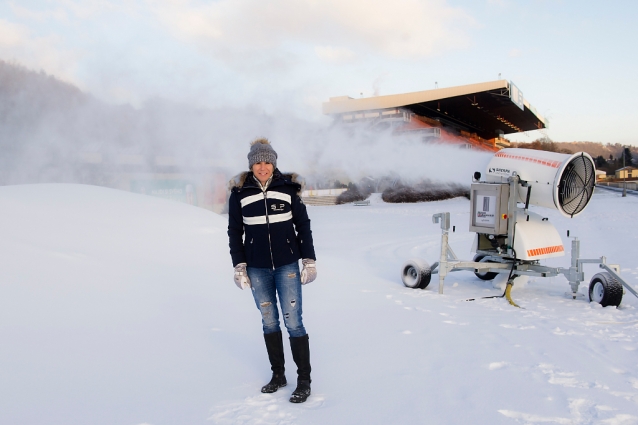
[400,148,638,308]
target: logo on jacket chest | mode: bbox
[270,203,286,212]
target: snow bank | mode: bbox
[1,184,637,425]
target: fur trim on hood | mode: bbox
[228,170,305,194]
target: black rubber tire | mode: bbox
[589,272,623,307]
[401,259,431,289]
[473,254,498,281]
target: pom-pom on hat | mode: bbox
[248,138,277,170]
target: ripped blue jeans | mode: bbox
[247,262,307,338]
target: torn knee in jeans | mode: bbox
[259,301,272,316]
[290,299,296,308]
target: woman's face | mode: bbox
[252,161,274,185]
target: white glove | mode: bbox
[300,259,317,285]
[234,263,251,289]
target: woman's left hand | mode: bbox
[301,259,317,285]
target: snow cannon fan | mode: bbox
[401,148,637,308]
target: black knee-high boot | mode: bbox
[289,334,311,403]
[261,331,287,393]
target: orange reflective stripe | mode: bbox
[527,245,564,257]
[495,152,561,168]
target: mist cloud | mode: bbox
[152,0,475,64]
[0,18,79,83]
[0,0,477,110]
[1,59,491,192]
[0,1,491,196]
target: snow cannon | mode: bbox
[401,148,637,308]
[470,148,595,262]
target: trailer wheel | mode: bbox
[589,272,623,307]
[473,254,498,281]
[401,259,431,289]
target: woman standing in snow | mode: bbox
[227,138,317,403]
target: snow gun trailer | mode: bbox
[400,148,638,308]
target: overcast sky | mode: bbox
[1,0,636,145]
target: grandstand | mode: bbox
[323,80,548,152]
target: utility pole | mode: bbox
[623,148,627,197]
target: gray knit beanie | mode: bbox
[247,138,277,170]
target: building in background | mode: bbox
[75,148,230,213]
[615,166,638,179]
[323,80,548,152]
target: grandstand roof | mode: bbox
[322,80,547,140]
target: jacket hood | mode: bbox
[228,169,305,194]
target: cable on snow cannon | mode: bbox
[400,148,638,308]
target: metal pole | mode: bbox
[568,238,581,297]
[507,174,519,257]
[438,230,448,294]
[623,148,627,197]
[433,212,450,294]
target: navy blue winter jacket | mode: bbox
[228,169,316,269]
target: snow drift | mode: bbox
[1,184,637,425]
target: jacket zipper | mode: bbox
[263,191,275,269]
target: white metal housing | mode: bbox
[512,211,564,260]
[485,148,596,218]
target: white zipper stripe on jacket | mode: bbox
[268,211,292,224]
[263,191,275,269]
[251,175,277,269]
[240,193,265,208]
[267,191,291,204]
[243,211,292,226]
[243,215,267,225]
[241,191,291,208]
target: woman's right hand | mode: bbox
[234,263,251,289]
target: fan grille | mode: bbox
[558,154,595,217]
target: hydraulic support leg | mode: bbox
[567,238,583,298]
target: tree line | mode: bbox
[513,138,636,175]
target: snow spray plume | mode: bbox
[0,60,492,196]
[308,123,493,187]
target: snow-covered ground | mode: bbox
[1,184,637,425]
